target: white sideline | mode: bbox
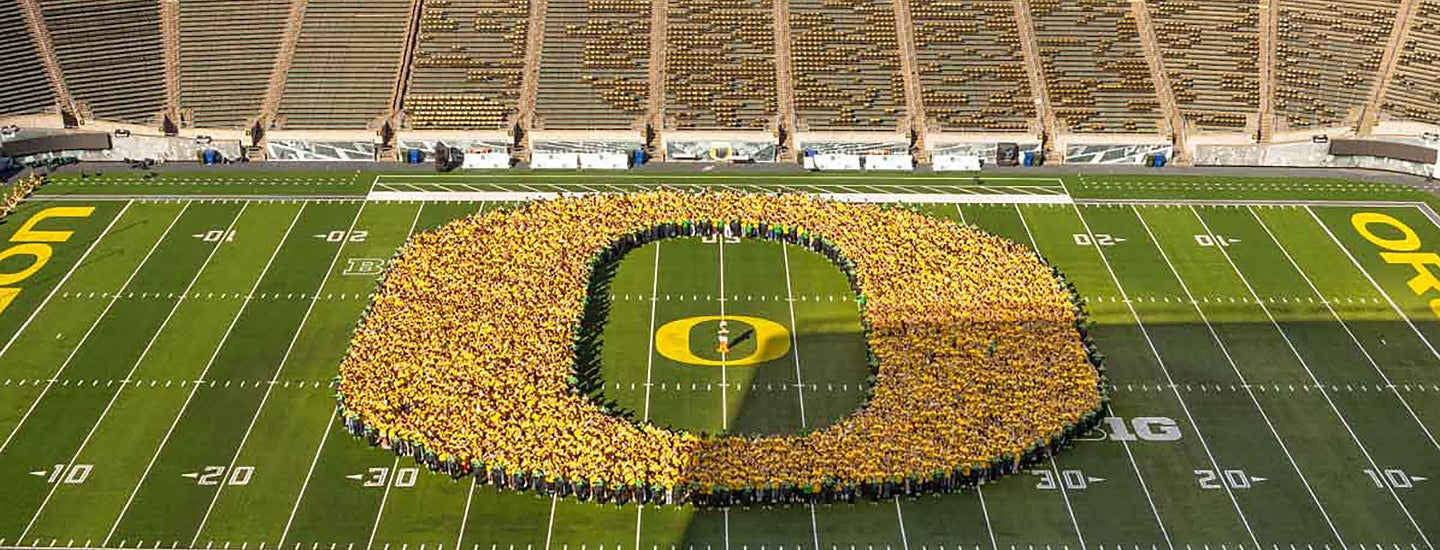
[365,190,1074,205]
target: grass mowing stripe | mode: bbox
[0,201,131,361]
[1015,206,1173,550]
[1186,206,1436,546]
[227,203,429,546]
[189,201,383,546]
[0,202,179,456]
[1066,204,1264,550]
[348,205,482,549]
[18,200,248,540]
[918,205,1087,550]
[779,243,820,550]
[1130,206,1356,545]
[269,205,446,550]
[18,202,305,543]
[100,201,299,543]
[1010,210,1089,550]
[998,206,1249,545]
[1248,207,1440,450]
[1304,206,1440,369]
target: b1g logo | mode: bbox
[1350,212,1440,319]
[0,206,95,317]
[655,315,791,366]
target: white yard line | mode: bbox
[635,240,662,550]
[976,486,999,550]
[1302,206,1440,364]
[1130,206,1346,548]
[279,409,337,544]
[893,497,911,550]
[543,496,558,550]
[1067,203,1263,550]
[780,240,822,550]
[1015,205,1172,550]
[197,204,415,546]
[808,504,821,550]
[365,456,403,550]
[454,478,477,550]
[718,232,729,432]
[780,244,809,428]
[20,202,266,540]
[642,242,663,422]
[0,201,133,362]
[1189,206,1432,549]
[104,199,303,545]
[1046,458,1088,550]
[278,203,427,546]
[1249,207,1439,452]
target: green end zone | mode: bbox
[0,173,1438,550]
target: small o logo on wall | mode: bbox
[654,315,790,366]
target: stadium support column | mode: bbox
[1127,0,1188,165]
[1010,0,1061,164]
[1257,0,1277,142]
[381,0,425,160]
[160,0,180,132]
[517,0,548,161]
[17,0,78,126]
[646,0,667,160]
[1358,0,1422,136]
[256,0,308,160]
[889,0,928,159]
[772,0,797,156]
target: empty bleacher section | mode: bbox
[38,0,164,124]
[1029,0,1162,133]
[663,0,776,130]
[533,0,651,130]
[177,0,291,129]
[0,0,54,116]
[1275,0,1397,130]
[908,0,1034,132]
[1382,0,1440,125]
[1146,0,1260,132]
[404,0,528,129]
[789,0,906,131]
[277,0,413,129]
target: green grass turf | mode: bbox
[1,173,1439,550]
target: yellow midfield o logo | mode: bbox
[654,315,791,366]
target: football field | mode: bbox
[0,170,1438,550]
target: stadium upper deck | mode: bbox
[1,0,1438,162]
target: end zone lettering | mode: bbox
[1351,212,1440,319]
[0,206,96,317]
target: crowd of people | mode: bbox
[0,174,46,220]
[337,191,1107,506]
